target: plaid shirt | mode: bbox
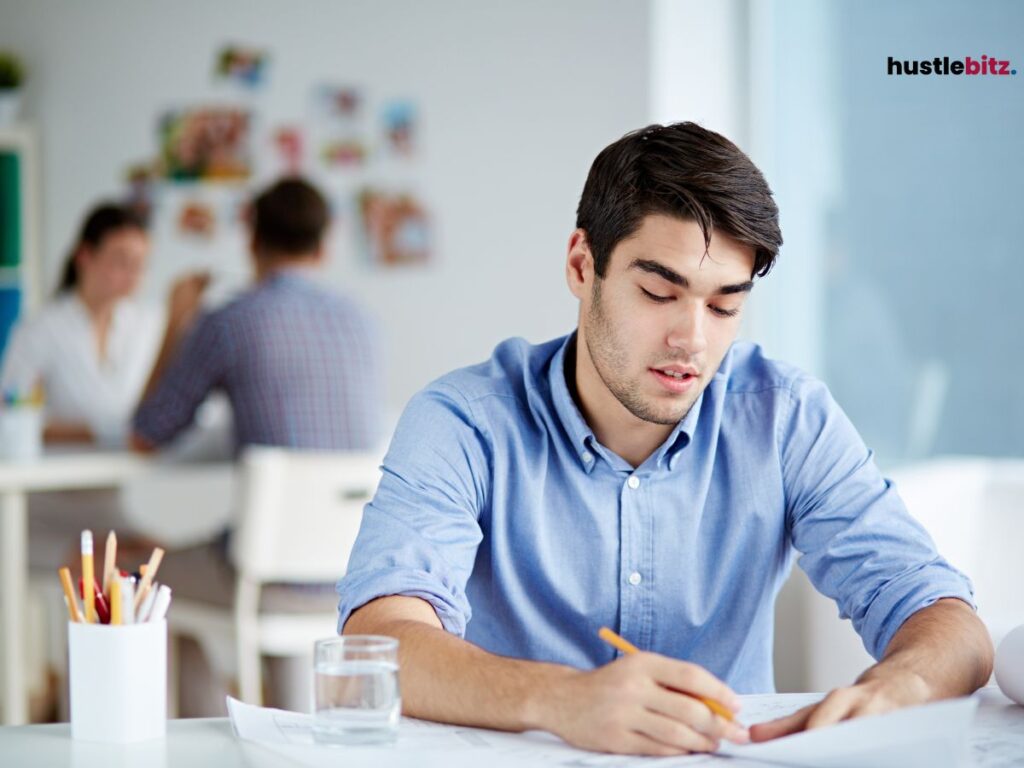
[134,270,382,452]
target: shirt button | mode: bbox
[628,571,643,586]
[627,475,640,489]
[581,451,593,463]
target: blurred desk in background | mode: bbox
[0,452,234,725]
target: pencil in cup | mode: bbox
[58,567,83,623]
[597,627,735,722]
[81,531,96,623]
[133,547,165,613]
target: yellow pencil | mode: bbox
[133,547,165,613]
[81,531,96,624]
[597,626,734,722]
[102,530,118,597]
[110,577,122,625]
[58,567,83,623]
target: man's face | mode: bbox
[574,214,755,426]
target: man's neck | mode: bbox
[254,254,321,282]
[567,333,674,469]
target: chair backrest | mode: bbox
[890,457,1024,642]
[229,446,383,584]
[121,461,236,548]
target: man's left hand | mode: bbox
[749,668,931,741]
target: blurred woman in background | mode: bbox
[1,203,163,446]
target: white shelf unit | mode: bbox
[0,124,41,324]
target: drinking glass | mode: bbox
[312,635,400,745]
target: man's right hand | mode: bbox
[167,271,211,335]
[537,651,749,756]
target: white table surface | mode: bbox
[0,689,1021,768]
[0,451,232,725]
[0,718,279,768]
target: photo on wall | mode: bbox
[311,85,368,169]
[213,44,269,89]
[357,187,431,268]
[382,101,417,158]
[158,107,253,182]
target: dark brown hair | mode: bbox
[58,203,148,292]
[251,177,329,258]
[576,122,782,279]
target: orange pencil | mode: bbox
[109,577,122,625]
[597,626,734,723]
[102,530,118,597]
[58,567,83,623]
[133,547,165,613]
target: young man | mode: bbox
[131,177,381,453]
[338,123,992,756]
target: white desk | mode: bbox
[0,452,149,725]
[0,718,274,768]
[0,689,1021,767]
[0,452,234,725]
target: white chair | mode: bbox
[164,446,382,706]
[774,456,1024,692]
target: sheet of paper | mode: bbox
[730,692,824,726]
[969,687,1024,768]
[721,696,978,768]
[227,693,989,768]
[226,696,712,767]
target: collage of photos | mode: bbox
[123,43,431,267]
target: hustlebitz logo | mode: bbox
[888,56,1016,76]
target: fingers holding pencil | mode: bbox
[598,627,742,724]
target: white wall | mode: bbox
[0,0,650,413]
[650,0,748,144]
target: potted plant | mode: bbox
[0,51,25,125]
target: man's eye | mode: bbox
[640,288,672,303]
[709,305,740,318]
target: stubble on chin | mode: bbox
[584,284,694,427]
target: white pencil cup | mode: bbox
[0,405,42,461]
[69,620,167,742]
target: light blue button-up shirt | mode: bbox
[337,333,973,692]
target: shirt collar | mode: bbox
[263,264,322,288]
[548,333,599,472]
[547,332,703,474]
[653,390,703,471]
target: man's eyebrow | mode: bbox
[628,258,688,287]
[628,258,754,295]
[718,280,754,295]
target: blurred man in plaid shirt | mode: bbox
[132,178,382,454]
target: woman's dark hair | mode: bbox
[576,122,783,279]
[251,177,329,258]
[57,203,148,292]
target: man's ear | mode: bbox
[566,229,594,300]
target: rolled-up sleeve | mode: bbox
[781,375,975,660]
[336,382,489,636]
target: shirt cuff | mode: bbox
[336,568,471,638]
[858,561,976,659]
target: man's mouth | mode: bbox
[654,369,695,380]
[650,366,700,392]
